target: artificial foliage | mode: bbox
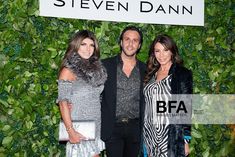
[0,0,235,156]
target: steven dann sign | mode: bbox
[39,0,204,26]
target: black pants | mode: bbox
[105,120,140,157]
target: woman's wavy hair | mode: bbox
[59,30,99,72]
[144,34,183,84]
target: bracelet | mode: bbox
[66,125,73,133]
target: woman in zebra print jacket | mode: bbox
[143,34,193,157]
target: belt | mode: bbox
[115,117,139,124]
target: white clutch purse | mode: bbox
[59,120,96,141]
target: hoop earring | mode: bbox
[153,58,158,66]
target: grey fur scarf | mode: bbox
[64,52,107,87]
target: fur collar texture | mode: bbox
[64,52,107,87]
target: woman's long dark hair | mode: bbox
[59,30,100,73]
[144,34,183,84]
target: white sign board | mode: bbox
[39,0,204,26]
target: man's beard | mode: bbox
[122,49,138,57]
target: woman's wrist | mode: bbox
[66,125,73,133]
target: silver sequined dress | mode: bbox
[57,78,105,157]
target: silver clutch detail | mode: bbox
[59,120,96,141]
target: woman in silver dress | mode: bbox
[57,30,107,157]
[143,35,192,157]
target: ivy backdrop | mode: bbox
[0,0,234,156]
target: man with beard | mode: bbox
[101,26,146,157]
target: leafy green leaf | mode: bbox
[192,130,202,138]
[2,136,13,147]
[2,125,11,131]
[0,99,9,107]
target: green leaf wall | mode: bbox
[0,0,234,156]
